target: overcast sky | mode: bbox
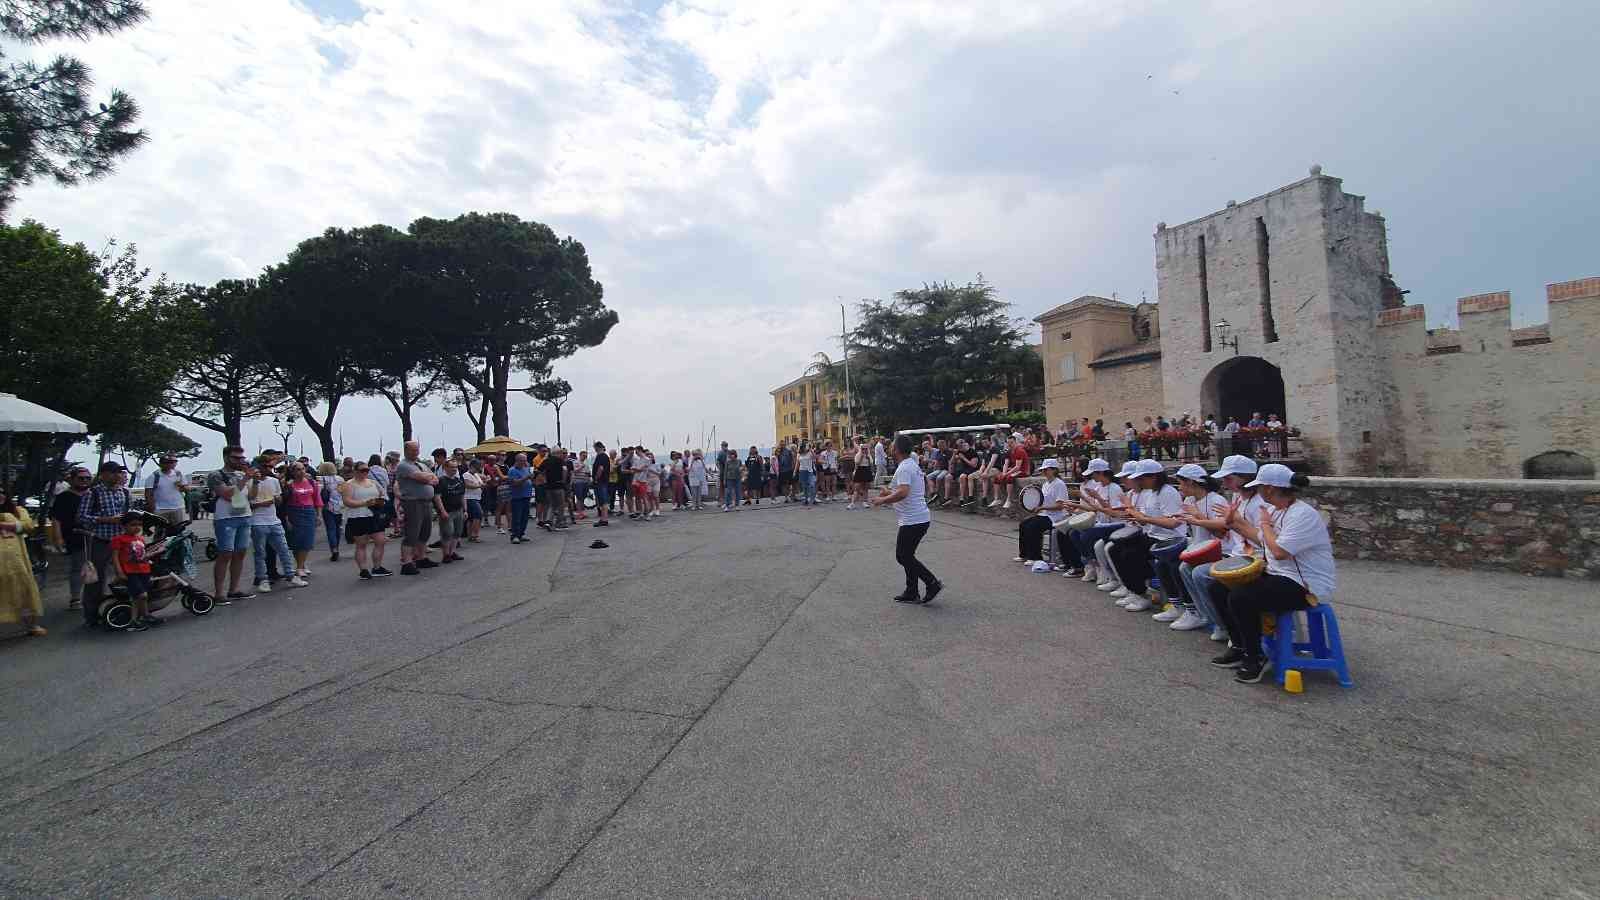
[13,0,1599,467]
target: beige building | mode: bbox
[1037,168,1598,478]
[772,372,853,449]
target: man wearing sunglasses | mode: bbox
[206,445,256,604]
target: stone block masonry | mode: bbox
[1312,476,1600,579]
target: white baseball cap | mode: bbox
[1245,462,1295,489]
[1213,454,1259,479]
[1135,459,1165,476]
[1082,458,1111,476]
[1039,458,1061,472]
[1116,462,1139,478]
[1175,463,1209,482]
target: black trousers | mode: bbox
[895,522,936,596]
[1018,515,1054,562]
[1214,572,1310,660]
[1106,531,1156,594]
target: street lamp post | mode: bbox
[1214,319,1240,355]
[272,414,297,456]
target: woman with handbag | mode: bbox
[340,461,391,580]
[1,494,46,637]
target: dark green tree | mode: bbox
[0,220,187,436]
[159,278,289,447]
[98,418,199,474]
[524,376,571,446]
[0,0,150,216]
[838,280,1034,433]
[251,226,402,461]
[409,213,616,438]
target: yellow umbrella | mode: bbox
[464,436,533,455]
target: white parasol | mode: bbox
[0,392,88,435]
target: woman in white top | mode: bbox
[1089,461,1141,593]
[1206,463,1335,684]
[339,461,390,579]
[1180,454,1263,644]
[796,442,817,506]
[316,462,345,563]
[463,461,485,542]
[1060,458,1121,580]
[1158,464,1227,632]
[1107,459,1183,611]
[868,435,942,605]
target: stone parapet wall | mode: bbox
[1311,476,1599,579]
[948,475,1599,579]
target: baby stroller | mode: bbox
[96,512,216,630]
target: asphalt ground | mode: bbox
[2,498,1598,898]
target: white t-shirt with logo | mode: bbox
[1082,481,1125,525]
[248,476,283,525]
[1265,499,1336,597]
[149,469,185,511]
[890,456,930,526]
[1223,492,1268,557]
[1183,492,1227,545]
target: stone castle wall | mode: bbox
[1374,278,1600,478]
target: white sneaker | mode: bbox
[289,576,309,588]
[1013,556,1027,562]
[1210,626,1229,642]
[257,581,272,593]
[1152,605,1183,623]
[987,499,1002,508]
[1123,595,1152,612]
[1096,581,1118,592]
[1109,588,1129,599]
[1171,611,1208,631]
[1001,501,1012,510]
[497,527,506,534]
[297,568,311,577]
[1081,567,1098,583]
[846,503,855,510]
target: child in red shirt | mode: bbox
[111,512,162,631]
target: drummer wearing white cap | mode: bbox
[1089,461,1142,593]
[1207,463,1336,684]
[1058,458,1123,580]
[1105,459,1184,612]
[1015,459,1069,568]
[1179,454,1264,644]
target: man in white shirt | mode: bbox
[148,456,188,526]
[869,435,942,605]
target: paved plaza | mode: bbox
[1,501,1598,898]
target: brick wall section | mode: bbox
[954,475,1600,579]
[1549,277,1600,302]
[1377,306,1425,326]
[1312,477,1599,578]
[1457,292,1511,314]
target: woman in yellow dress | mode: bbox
[1,494,47,637]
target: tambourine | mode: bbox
[1150,536,1188,564]
[1211,554,1266,588]
[1020,484,1044,513]
[1179,538,1223,566]
[1109,524,1142,542]
[1065,510,1097,531]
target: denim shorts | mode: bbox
[215,516,253,553]
[466,499,484,521]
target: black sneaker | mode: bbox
[919,580,943,605]
[441,555,454,564]
[359,569,373,580]
[400,564,419,576]
[1234,658,1272,684]
[428,541,442,549]
[628,513,640,520]
[416,558,439,569]
[1210,647,1247,668]
[331,551,340,562]
[595,520,609,527]
[539,522,554,531]
[126,619,149,632]
[371,567,394,577]
[227,590,255,601]
[893,593,920,604]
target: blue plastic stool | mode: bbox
[1260,603,1353,688]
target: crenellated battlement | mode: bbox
[1375,276,1600,353]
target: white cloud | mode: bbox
[10,0,1599,465]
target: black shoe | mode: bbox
[1210,647,1247,668]
[539,521,554,531]
[400,564,419,576]
[628,513,640,520]
[428,540,442,549]
[331,551,340,562]
[441,555,454,564]
[416,558,439,569]
[359,569,372,580]
[920,581,943,605]
[371,567,393,577]
[893,592,921,604]
[227,590,255,601]
[1233,658,1272,684]
[126,620,149,632]
[595,520,609,527]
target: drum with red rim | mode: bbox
[1180,538,1223,566]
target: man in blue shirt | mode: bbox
[506,453,534,543]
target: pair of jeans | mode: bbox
[1153,553,1187,605]
[251,522,294,583]
[1180,561,1220,627]
[572,481,589,511]
[323,508,342,552]
[510,496,531,538]
[723,479,741,508]
[1213,572,1310,661]
[799,470,816,504]
[895,522,937,597]
[1068,524,1120,570]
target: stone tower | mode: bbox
[1153,168,1398,474]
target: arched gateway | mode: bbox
[1201,356,1286,427]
